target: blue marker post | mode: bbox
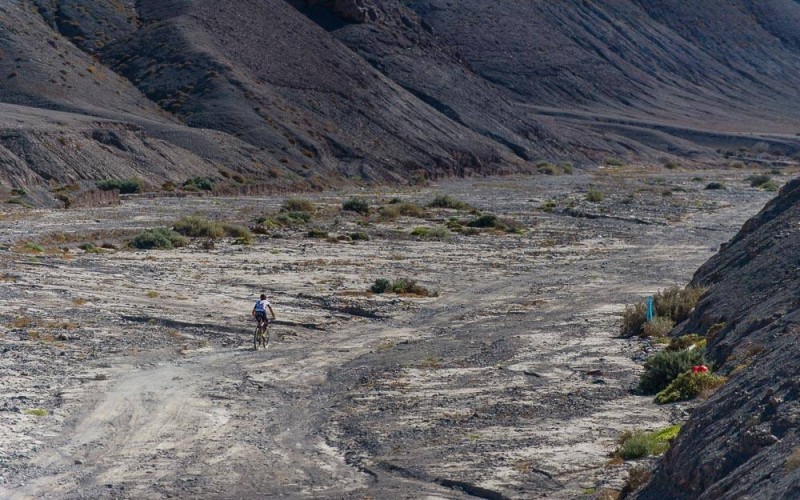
[646,296,654,322]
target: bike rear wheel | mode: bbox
[253,324,261,351]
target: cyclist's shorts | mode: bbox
[255,311,268,323]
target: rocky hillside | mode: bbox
[2,0,800,200]
[638,178,800,498]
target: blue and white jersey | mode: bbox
[254,299,271,312]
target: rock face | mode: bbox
[638,178,800,498]
[2,0,800,196]
[323,0,377,23]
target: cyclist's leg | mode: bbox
[258,315,268,347]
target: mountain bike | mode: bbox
[253,317,269,350]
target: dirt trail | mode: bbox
[0,169,782,498]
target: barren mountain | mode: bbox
[2,0,800,200]
[638,178,800,498]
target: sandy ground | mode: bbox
[0,166,785,498]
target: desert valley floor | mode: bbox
[0,164,786,499]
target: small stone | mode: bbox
[74,459,83,465]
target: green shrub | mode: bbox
[342,197,370,215]
[467,214,499,228]
[615,425,681,459]
[79,243,102,254]
[654,371,726,404]
[641,317,675,338]
[173,216,225,238]
[540,200,558,213]
[172,217,250,241]
[23,242,44,253]
[281,198,316,214]
[465,214,524,232]
[25,408,48,417]
[428,194,471,210]
[182,177,215,191]
[668,334,707,351]
[397,202,426,217]
[586,188,605,203]
[284,211,312,224]
[379,202,426,219]
[410,226,451,239]
[605,157,625,166]
[7,197,33,208]
[370,278,431,296]
[349,231,370,241]
[535,161,574,175]
[307,228,329,238]
[639,349,706,394]
[95,178,143,194]
[370,278,391,294]
[761,180,780,192]
[130,228,187,250]
[705,182,726,190]
[746,174,772,188]
[392,278,431,296]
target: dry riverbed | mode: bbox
[0,165,787,498]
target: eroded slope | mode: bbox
[639,178,800,498]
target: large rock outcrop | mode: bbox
[638,178,800,498]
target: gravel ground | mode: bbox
[0,165,785,498]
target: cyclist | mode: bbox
[252,293,276,346]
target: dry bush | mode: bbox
[641,317,675,338]
[173,216,225,238]
[342,198,369,215]
[619,466,652,498]
[410,226,451,240]
[281,198,316,214]
[427,194,471,210]
[621,285,705,336]
[668,334,706,351]
[784,447,800,471]
[12,317,32,328]
[621,302,646,337]
[586,188,605,202]
[379,202,426,220]
[371,278,433,296]
[654,285,706,324]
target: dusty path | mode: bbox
[0,168,781,498]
